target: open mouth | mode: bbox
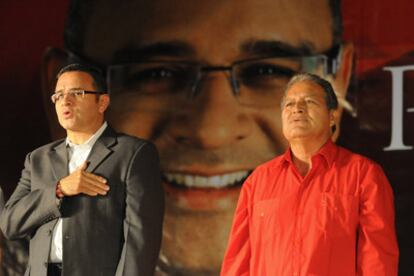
[163,170,252,189]
[62,110,72,118]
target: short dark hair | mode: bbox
[57,63,107,91]
[283,73,339,110]
[63,0,343,54]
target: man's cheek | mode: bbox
[251,108,287,152]
[107,95,168,139]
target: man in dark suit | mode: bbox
[0,64,164,276]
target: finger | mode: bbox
[81,177,110,194]
[83,177,110,194]
[81,181,108,196]
[79,185,99,196]
[87,180,110,194]
[81,171,107,184]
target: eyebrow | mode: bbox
[54,87,84,93]
[110,39,316,63]
[240,39,316,57]
[112,41,196,63]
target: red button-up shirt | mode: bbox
[221,140,399,276]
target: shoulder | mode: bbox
[102,125,149,147]
[253,155,284,174]
[114,131,154,149]
[335,145,384,172]
[108,128,158,156]
[30,139,66,155]
[244,155,283,185]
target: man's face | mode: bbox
[46,0,352,273]
[54,71,107,135]
[282,80,335,143]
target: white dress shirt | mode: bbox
[49,122,107,263]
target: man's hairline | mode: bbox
[56,70,100,91]
[281,79,338,111]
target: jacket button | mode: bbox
[65,235,70,240]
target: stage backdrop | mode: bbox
[0,0,413,275]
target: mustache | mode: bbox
[159,145,281,168]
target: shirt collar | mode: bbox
[316,139,337,168]
[279,139,337,168]
[65,122,108,149]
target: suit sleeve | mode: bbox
[220,179,252,276]
[357,162,399,276]
[0,152,61,239]
[116,142,164,276]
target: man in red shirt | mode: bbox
[221,73,399,276]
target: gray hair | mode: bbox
[282,73,338,110]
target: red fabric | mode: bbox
[221,140,399,276]
[342,0,414,75]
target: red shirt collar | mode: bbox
[279,139,337,168]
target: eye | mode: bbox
[72,90,84,97]
[55,93,61,100]
[128,64,191,83]
[139,68,173,79]
[54,93,64,101]
[306,98,319,105]
[238,63,296,89]
[283,101,294,108]
[241,63,295,79]
[122,64,195,94]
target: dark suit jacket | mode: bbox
[0,126,164,276]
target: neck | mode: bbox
[67,121,104,145]
[67,131,93,145]
[290,136,330,177]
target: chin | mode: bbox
[160,185,240,273]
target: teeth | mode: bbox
[164,171,250,188]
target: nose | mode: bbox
[167,72,252,149]
[60,93,74,105]
[292,100,306,113]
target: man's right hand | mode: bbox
[59,162,109,196]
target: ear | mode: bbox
[330,109,339,140]
[329,110,336,126]
[41,47,69,140]
[328,42,354,142]
[99,94,110,113]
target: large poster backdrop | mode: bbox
[0,0,413,275]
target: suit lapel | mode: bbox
[49,141,69,181]
[86,127,117,173]
[48,127,117,177]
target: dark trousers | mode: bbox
[47,263,62,276]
